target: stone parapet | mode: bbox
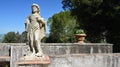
[0,43,113,57]
[49,53,120,67]
[41,43,113,55]
[0,43,114,67]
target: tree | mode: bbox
[47,11,78,43]
[20,31,27,43]
[62,0,120,52]
[0,34,4,42]
[2,32,20,43]
[2,31,28,43]
[2,31,48,43]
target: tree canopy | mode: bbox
[2,32,20,43]
[62,0,120,52]
[2,31,27,43]
[47,11,78,43]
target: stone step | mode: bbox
[0,56,10,62]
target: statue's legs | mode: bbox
[34,30,43,56]
[28,33,35,56]
[35,40,43,56]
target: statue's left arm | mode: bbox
[37,16,46,32]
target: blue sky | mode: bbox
[0,0,63,34]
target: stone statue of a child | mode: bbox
[25,4,46,57]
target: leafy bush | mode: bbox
[75,29,85,34]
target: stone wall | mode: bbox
[0,43,117,67]
[49,54,120,67]
[0,43,113,56]
[42,43,113,55]
[0,43,26,56]
[12,45,117,67]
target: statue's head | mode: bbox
[32,4,40,14]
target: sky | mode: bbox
[0,0,63,34]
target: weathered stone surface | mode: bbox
[25,4,46,57]
[0,43,26,57]
[11,45,50,67]
[17,55,50,65]
[0,56,10,62]
[0,43,113,56]
[49,54,120,67]
[41,43,113,55]
[0,43,114,67]
[10,45,28,67]
[0,43,10,56]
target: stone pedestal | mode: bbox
[17,55,50,67]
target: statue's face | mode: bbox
[32,6,38,13]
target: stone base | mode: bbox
[16,55,50,65]
[0,56,10,62]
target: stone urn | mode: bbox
[75,34,86,43]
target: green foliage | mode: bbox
[2,32,20,43]
[0,34,4,42]
[47,11,78,43]
[2,31,27,43]
[62,0,120,52]
[20,31,27,43]
[75,29,85,34]
[62,0,120,43]
[41,37,47,43]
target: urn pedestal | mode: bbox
[75,34,86,43]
